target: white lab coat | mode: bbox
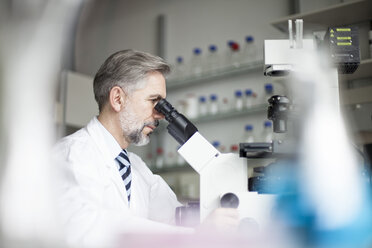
[53,117,190,247]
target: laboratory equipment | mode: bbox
[242,19,371,248]
[156,20,370,245]
[155,99,275,228]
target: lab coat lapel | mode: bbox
[86,118,129,206]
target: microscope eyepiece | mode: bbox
[154,98,173,120]
[155,98,198,145]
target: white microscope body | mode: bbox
[178,132,275,227]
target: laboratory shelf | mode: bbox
[166,61,263,90]
[155,104,268,133]
[271,0,372,32]
[191,104,268,124]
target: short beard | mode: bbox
[119,105,159,147]
[127,120,159,146]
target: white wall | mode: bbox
[75,0,290,75]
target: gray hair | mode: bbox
[93,49,170,112]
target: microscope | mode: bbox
[155,19,361,231]
[155,99,275,230]
[241,19,360,193]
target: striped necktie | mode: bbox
[115,149,132,204]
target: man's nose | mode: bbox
[153,108,165,120]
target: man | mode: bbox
[53,50,239,247]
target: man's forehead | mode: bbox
[133,72,166,97]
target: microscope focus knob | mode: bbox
[220,193,240,208]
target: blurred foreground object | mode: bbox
[0,0,83,247]
[255,19,372,247]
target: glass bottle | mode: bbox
[234,90,243,111]
[264,83,274,104]
[230,41,241,68]
[220,97,230,113]
[174,56,186,80]
[262,121,273,143]
[244,124,255,143]
[224,40,235,70]
[245,89,253,109]
[190,48,203,76]
[198,96,208,116]
[209,94,219,115]
[206,44,219,74]
[241,35,258,64]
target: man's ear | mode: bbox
[109,86,125,113]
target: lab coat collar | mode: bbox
[93,116,122,161]
[86,117,129,206]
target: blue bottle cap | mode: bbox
[245,36,254,43]
[199,96,206,103]
[227,40,235,47]
[209,45,217,52]
[235,90,242,97]
[176,56,183,63]
[245,124,253,131]
[212,141,220,148]
[193,48,202,55]
[210,94,218,101]
[265,83,273,93]
[245,89,253,96]
[264,121,272,127]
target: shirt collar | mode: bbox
[93,116,123,160]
